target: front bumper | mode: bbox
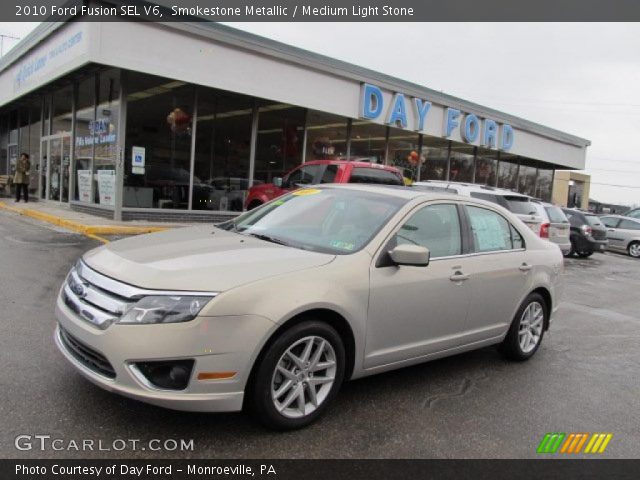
[54,294,275,412]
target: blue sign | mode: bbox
[360,83,515,151]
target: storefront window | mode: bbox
[475,149,497,186]
[420,137,449,181]
[387,127,420,182]
[518,164,537,196]
[305,111,347,161]
[51,85,73,135]
[0,116,7,175]
[94,69,120,206]
[8,110,18,177]
[43,96,50,136]
[254,104,305,183]
[74,76,96,202]
[448,145,474,183]
[497,155,518,190]
[28,99,41,194]
[19,106,29,156]
[192,88,253,212]
[536,166,553,202]
[349,121,387,163]
[124,73,194,209]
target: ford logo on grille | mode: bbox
[71,282,88,298]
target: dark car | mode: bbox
[561,208,608,257]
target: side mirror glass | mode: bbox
[273,177,283,188]
[389,244,430,267]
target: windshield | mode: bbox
[544,206,569,223]
[218,188,406,254]
[504,196,537,215]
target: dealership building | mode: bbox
[0,14,590,221]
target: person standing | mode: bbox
[14,152,31,203]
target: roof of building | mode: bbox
[0,3,590,149]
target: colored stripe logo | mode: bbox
[537,433,612,454]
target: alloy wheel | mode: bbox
[629,243,640,258]
[271,336,337,419]
[518,301,544,354]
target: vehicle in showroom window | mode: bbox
[600,215,640,258]
[55,185,564,429]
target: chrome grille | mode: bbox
[63,262,135,329]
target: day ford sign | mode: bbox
[360,83,514,151]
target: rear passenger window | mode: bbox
[349,167,403,185]
[466,206,519,252]
[394,204,461,258]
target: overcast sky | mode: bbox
[2,22,639,206]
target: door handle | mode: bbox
[449,271,469,282]
[608,229,615,232]
[519,263,532,272]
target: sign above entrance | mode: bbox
[359,83,514,151]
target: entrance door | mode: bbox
[43,134,71,203]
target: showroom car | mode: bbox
[55,185,564,429]
[600,215,640,258]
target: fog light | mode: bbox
[134,360,194,390]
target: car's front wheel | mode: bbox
[499,293,547,361]
[248,320,345,430]
[628,241,640,258]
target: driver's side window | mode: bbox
[394,204,462,258]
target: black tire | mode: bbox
[499,293,548,361]
[567,238,577,257]
[577,251,593,258]
[628,241,640,258]
[247,320,345,430]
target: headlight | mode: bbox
[118,295,214,325]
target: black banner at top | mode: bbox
[8,0,640,22]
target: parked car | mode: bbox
[55,185,563,429]
[244,160,404,209]
[412,181,545,236]
[529,201,571,256]
[600,215,640,258]
[623,208,640,219]
[560,208,608,257]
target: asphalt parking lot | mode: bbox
[1,208,638,459]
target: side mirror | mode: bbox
[273,177,283,188]
[389,244,430,267]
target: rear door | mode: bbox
[459,204,531,340]
[601,216,624,249]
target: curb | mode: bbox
[0,200,169,243]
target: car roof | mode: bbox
[413,180,528,197]
[316,183,483,204]
[602,214,640,221]
[303,159,401,171]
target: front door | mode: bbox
[43,134,71,203]
[365,202,472,369]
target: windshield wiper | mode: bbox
[246,232,290,246]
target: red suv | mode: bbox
[244,160,404,210]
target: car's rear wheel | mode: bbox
[248,320,345,430]
[499,293,547,361]
[577,250,593,258]
[628,241,640,258]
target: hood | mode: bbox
[83,225,335,292]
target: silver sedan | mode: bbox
[54,185,564,429]
[600,215,640,258]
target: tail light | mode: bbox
[540,223,550,238]
[581,225,592,236]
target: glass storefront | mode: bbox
[192,88,253,212]
[254,103,305,184]
[349,120,387,163]
[475,148,498,186]
[0,64,568,215]
[124,73,194,209]
[420,137,449,181]
[449,144,475,183]
[387,127,420,182]
[305,111,347,161]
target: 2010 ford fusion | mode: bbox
[54,185,564,429]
